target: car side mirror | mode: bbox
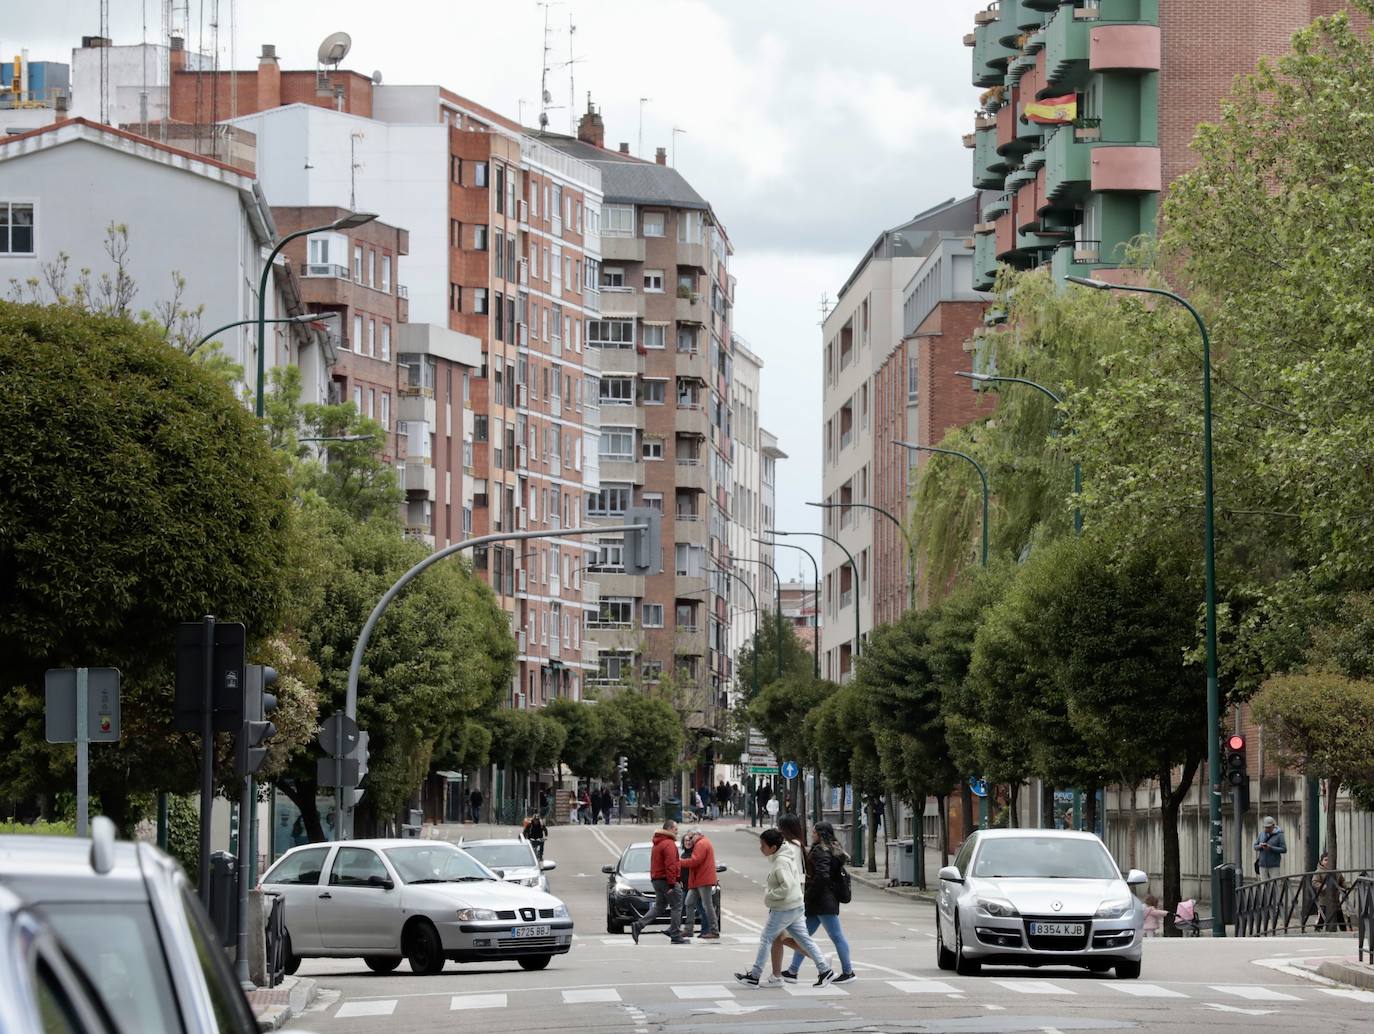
[492,869,505,879]
[938,865,963,883]
[367,874,394,890]
[601,865,616,875]
[1125,869,1148,887]
[716,864,727,873]
[541,860,557,871]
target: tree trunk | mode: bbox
[937,794,950,867]
[1084,782,1098,833]
[1008,783,1020,828]
[1042,782,1055,829]
[1323,776,1340,929]
[1158,753,1201,937]
[866,797,878,873]
[280,780,326,843]
[961,782,974,838]
[1128,783,1139,871]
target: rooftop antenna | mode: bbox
[818,292,832,324]
[671,125,687,167]
[638,97,651,158]
[536,1,564,132]
[565,14,586,135]
[99,0,110,124]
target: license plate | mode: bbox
[511,925,551,938]
[1029,922,1085,937]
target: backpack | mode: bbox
[832,855,853,904]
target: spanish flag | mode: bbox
[1024,94,1078,125]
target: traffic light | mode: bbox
[174,620,246,732]
[353,731,370,783]
[616,755,628,775]
[624,507,663,575]
[1224,734,1247,787]
[235,664,278,778]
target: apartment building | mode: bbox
[545,106,737,733]
[818,196,982,680]
[966,0,1364,291]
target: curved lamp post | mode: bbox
[757,538,820,680]
[807,500,916,614]
[731,556,784,680]
[195,312,337,356]
[1066,273,1223,936]
[895,441,989,568]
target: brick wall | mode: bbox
[169,68,374,123]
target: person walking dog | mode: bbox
[735,828,834,988]
[632,820,687,945]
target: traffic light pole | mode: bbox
[234,773,253,987]
[198,615,215,906]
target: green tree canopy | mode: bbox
[598,691,684,786]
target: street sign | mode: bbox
[173,620,247,732]
[969,778,989,798]
[749,766,779,775]
[781,760,800,780]
[318,713,360,755]
[317,757,361,787]
[44,668,120,743]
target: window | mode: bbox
[603,204,634,237]
[494,291,504,340]
[642,324,666,350]
[677,210,703,244]
[353,244,363,281]
[307,236,330,265]
[473,161,489,187]
[352,386,362,412]
[586,319,634,348]
[596,597,633,627]
[592,539,624,571]
[641,492,663,511]
[474,225,488,251]
[494,233,504,276]
[494,165,505,214]
[450,155,463,182]
[599,376,634,404]
[642,603,664,627]
[381,254,392,292]
[642,438,663,460]
[381,322,391,361]
[675,542,705,577]
[642,661,663,681]
[473,288,489,314]
[599,427,635,460]
[367,318,376,355]
[642,212,665,237]
[328,847,390,887]
[449,283,461,311]
[265,847,329,885]
[351,314,362,350]
[380,392,390,429]
[587,483,631,515]
[367,249,376,287]
[474,415,489,442]
[601,267,626,289]
[676,327,697,353]
[644,269,664,292]
[367,387,376,418]
[643,379,666,404]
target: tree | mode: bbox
[544,698,619,783]
[599,691,684,789]
[489,710,565,818]
[733,616,812,703]
[0,301,293,831]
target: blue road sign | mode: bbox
[781,760,800,780]
[969,778,989,798]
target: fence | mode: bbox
[1234,868,1369,936]
[1357,876,1374,962]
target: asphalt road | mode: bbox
[286,819,1374,1032]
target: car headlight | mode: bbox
[551,903,569,919]
[456,908,498,921]
[1095,898,1134,920]
[520,876,541,887]
[614,879,639,896]
[975,897,1020,918]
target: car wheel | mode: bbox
[364,956,402,974]
[404,920,445,976]
[607,912,625,935]
[282,932,301,976]
[936,917,955,971]
[953,913,981,976]
[1115,960,1141,980]
[518,954,552,971]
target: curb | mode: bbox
[733,826,937,903]
[1315,958,1374,991]
[251,976,317,1032]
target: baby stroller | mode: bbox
[1173,898,1204,936]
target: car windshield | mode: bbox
[621,847,651,874]
[971,837,1121,880]
[463,844,536,869]
[384,844,496,884]
[42,901,185,1034]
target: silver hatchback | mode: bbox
[936,829,1146,979]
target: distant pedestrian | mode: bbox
[525,812,547,863]
[873,796,885,833]
[1253,815,1287,874]
[766,796,780,826]
[538,788,550,818]
[716,782,728,820]
[591,787,603,825]
[579,787,592,825]
[1142,894,1166,937]
[468,787,483,824]
[782,820,855,984]
[680,830,720,940]
[632,820,687,945]
[601,787,615,824]
[734,829,834,988]
[756,783,772,822]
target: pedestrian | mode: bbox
[692,787,705,821]
[734,828,834,988]
[873,795,885,833]
[715,781,727,820]
[579,787,593,825]
[601,787,615,824]
[732,783,742,815]
[766,795,780,827]
[1142,894,1166,937]
[1311,852,1349,930]
[468,787,483,824]
[525,812,547,863]
[756,782,772,821]
[1253,815,1287,875]
[538,787,549,819]
[631,820,688,945]
[592,787,603,825]
[769,814,811,979]
[680,830,721,940]
[781,820,856,984]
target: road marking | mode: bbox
[563,988,622,1004]
[693,999,771,1014]
[783,983,848,997]
[1322,988,1374,1003]
[983,1004,1007,1011]
[672,984,734,999]
[1107,983,1187,998]
[994,980,1076,995]
[1203,1003,1278,1015]
[450,994,507,1011]
[1209,985,1301,1001]
[335,999,397,1018]
[887,980,958,994]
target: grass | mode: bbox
[1,818,78,836]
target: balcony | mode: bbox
[398,392,436,426]
[597,289,644,319]
[1044,125,1092,205]
[972,8,1016,87]
[599,457,645,484]
[601,236,645,263]
[973,126,1006,190]
[1043,3,1094,91]
[593,571,645,598]
[1090,23,1161,73]
[1090,144,1162,194]
[973,232,999,292]
[596,348,644,376]
[676,346,711,384]
[675,405,709,437]
[301,263,351,281]
[994,200,1019,261]
[675,456,708,489]
[674,293,707,324]
[403,461,435,496]
[675,241,709,271]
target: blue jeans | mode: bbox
[750,906,828,978]
[789,912,851,974]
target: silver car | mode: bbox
[936,829,1146,979]
[459,838,556,893]
[261,839,572,975]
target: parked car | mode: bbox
[459,838,556,893]
[0,881,117,1034]
[602,841,725,935]
[261,839,573,974]
[0,817,262,1032]
[936,829,1146,979]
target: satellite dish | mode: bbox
[372,70,383,84]
[317,31,352,67]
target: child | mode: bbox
[735,829,835,988]
[1142,893,1167,937]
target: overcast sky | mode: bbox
[8,1,984,570]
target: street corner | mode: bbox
[248,976,317,1032]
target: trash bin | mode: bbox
[886,839,916,885]
[207,850,238,948]
[664,798,682,823]
[1214,863,1238,926]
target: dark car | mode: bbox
[602,841,725,934]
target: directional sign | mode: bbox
[781,760,800,780]
[749,766,779,775]
[969,778,989,798]
[318,713,360,756]
[45,668,121,743]
[317,757,360,787]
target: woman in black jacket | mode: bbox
[781,821,855,983]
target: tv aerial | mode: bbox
[317,31,353,69]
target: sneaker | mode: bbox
[761,974,784,988]
[814,969,835,987]
[734,971,760,987]
[669,937,690,945]
[630,924,640,945]
[698,932,720,941]
[833,971,857,984]
[780,970,798,983]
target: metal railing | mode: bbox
[1358,876,1374,961]
[1234,868,1370,937]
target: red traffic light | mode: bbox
[1226,734,1245,752]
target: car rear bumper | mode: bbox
[961,914,1141,964]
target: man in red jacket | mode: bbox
[632,820,687,944]
[680,830,720,940]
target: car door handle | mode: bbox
[318,892,332,899]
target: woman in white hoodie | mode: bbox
[735,829,834,988]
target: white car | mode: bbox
[261,839,573,974]
[936,829,1146,979]
[460,838,556,893]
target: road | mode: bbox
[287,819,1374,1032]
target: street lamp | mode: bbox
[256,211,378,419]
[1066,273,1224,936]
[194,311,338,355]
[731,556,784,680]
[298,434,374,444]
[894,441,989,568]
[956,371,1082,535]
[807,500,916,614]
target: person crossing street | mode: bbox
[632,820,688,945]
[680,830,720,940]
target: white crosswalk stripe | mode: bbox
[672,984,735,999]
[335,999,397,1018]
[1210,985,1301,1001]
[1107,983,1187,998]
[562,988,623,1004]
[450,994,508,1011]
[993,979,1076,995]
[1321,988,1374,1004]
[888,980,959,994]
[783,983,848,997]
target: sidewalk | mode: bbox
[246,975,315,1031]
[735,824,941,902]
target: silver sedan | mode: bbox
[936,829,1146,979]
[262,839,573,975]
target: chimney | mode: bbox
[618,142,630,155]
[168,35,186,73]
[655,147,667,166]
[576,94,605,148]
[258,44,281,110]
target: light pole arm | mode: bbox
[896,442,990,568]
[762,539,820,679]
[808,500,916,612]
[257,225,325,418]
[196,315,328,356]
